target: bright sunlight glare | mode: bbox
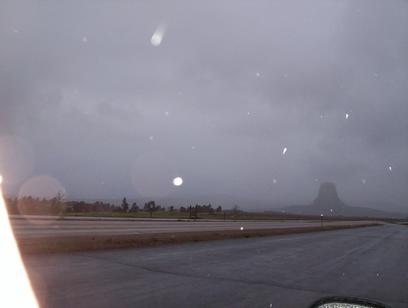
[0,174,39,308]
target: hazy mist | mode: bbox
[1,0,407,210]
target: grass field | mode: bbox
[64,211,318,221]
[62,210,396,222]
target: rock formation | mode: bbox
[312,182,346,210]
[283,182,402,218]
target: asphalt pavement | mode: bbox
[23,224,408,308]
[11,215,374,238]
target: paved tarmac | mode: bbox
[23,224,408,307]
[11,215,374,238]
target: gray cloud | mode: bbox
[1,0,407,210]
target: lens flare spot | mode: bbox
[19,175,65,200]
[18,176,66,224]
[172,177,183,186]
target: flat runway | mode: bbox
[23,224,408,308]
[11,215,374,238]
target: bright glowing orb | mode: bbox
[172,177,183,186]
[151,33,162,46]
[150,25,166,46]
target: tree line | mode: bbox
[4,195,224,216]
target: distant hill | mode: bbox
[284,182,405,218]
[350,201,408,215]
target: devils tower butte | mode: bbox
[283,182,402,217]
[313,182,346,210]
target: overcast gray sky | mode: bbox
[1,0,407,209]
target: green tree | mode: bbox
[121,197,129,212]
[130,202,139,212]
[144,201,156,217]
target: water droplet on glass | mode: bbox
[150,25,166,47]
